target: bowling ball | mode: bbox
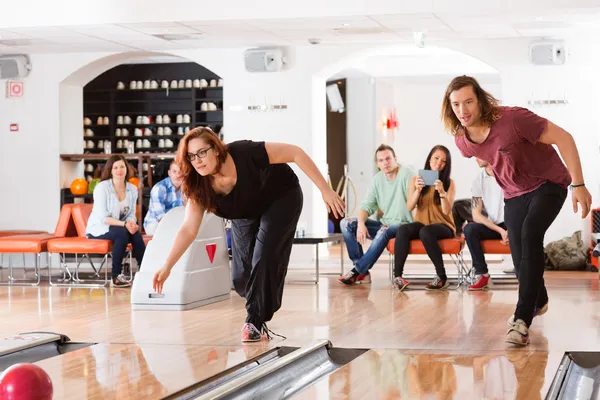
[0,363,53,400]
[69,178,88,196]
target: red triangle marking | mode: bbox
[206,243,216,263]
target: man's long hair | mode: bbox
[441,75,502,136]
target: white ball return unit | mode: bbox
[131,206,231,310]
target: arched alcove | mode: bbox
[58,51,225,226]
[311,44,501,232]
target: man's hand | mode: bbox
[572,185,592,219]
[500,229,509,245]
[357,222,370,246]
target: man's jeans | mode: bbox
[340,217,399,275]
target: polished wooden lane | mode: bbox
[295,349,566,399]
[3,271,598,352]
[1,262,600,399]
[32,343,273,400]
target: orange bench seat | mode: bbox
[0,230,48,238]
[480,239,511,254]
[386,237,464,255]
[47,237,112,254]
[0,234,57,253]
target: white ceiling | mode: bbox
[329,45,500,79]
[0,8,598,53]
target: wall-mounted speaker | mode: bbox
[0,54,32,79]
[244,48,285,73]
[530,41,566,65]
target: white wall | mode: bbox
[384,74,502,201]
[0,52,104,232]
[375,79,395,147]
[2,35,600,254]
[344,74,377,211]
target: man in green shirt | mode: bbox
[339,144,415,285]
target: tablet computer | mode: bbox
[419,169,439,186]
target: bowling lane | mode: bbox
[30,343,275,400]
[292,349,566,399]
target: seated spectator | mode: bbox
[143,160,185,235]
[464,157,507,290]
[86,155,146,288]
[339,144,415,285]
[392,145,457,291]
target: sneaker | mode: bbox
[506,319,529,346]
[111,276,132,288]
[507,301,548,326]
[392,276,409,291]
[469,274,492,291]
[503,268,516,274]
[338,270,370,285]
[241,323,262,342]
[425,276,449,291]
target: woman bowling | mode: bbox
[152,127,345,342]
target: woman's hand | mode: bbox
[415,176,425,192]
[321,187,346,219]
[126,219,138,234]
[434,179,445,195]
[152,267,171,294]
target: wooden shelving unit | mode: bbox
[81,62,224,182]
[63,61,225,227]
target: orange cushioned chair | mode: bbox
[47,204,111,287]
[480,239,511,255]
[0,230,47,238]
[0,230,49,270]
[0,204,78,286]
[386,237,470,287]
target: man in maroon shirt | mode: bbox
[442,75,592,346]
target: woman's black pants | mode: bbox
[230,186,303,328]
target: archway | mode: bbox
[59,51,225,226]
[312,43,500,234]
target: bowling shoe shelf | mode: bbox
[80,61,224,184]
[82,61,223,161]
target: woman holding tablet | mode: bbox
[392,145,457,291]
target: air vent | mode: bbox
[0,38,51,47]
[152,33,204,41]
[333,27,394,35]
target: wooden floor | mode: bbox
[1,247,599,399]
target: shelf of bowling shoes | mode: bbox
[85,87,222,93]
[61,153,177,161]
[83,136,113,140]
[115,123,192,128]
[121,135,184,139]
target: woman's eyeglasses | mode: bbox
[186,146,213,161]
